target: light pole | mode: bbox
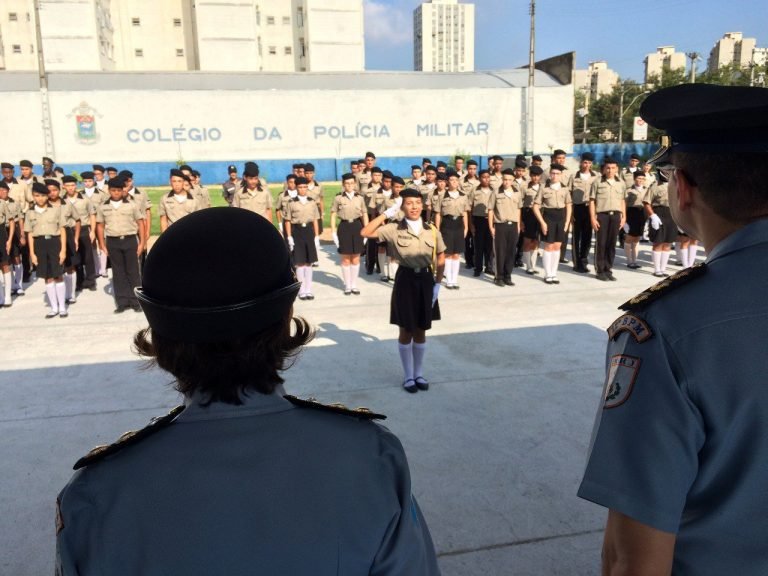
[618,85,649,145]
[33,0,55,159]
[524,0,536,156]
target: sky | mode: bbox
[363,0,768,81]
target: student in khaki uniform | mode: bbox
[18,159,42,282]
[417,165,437,222]
[47,179,81,305]
[232,162,273,222]
[0,181,15,306]
[589,158,626,281]
[92,164,107,192]
[407,165,423,188]
[362,188,446,394]
[25,183,68,318]
[461,160,480,194]
[62,175,97,292]
[355,151,376,192]
[221,165,240,206]
[277,174,298,237]
[621,153,642,188]
[532,164,572,284]
[120,170,152,270]
[79,170,108,278]
[489,155,505,191]
[520,165,543,275]
[96,178,146,313]
[461,160,479,270]
[487,169,522,287]
[644,172,677,277]
[191,170,212,209]
[331,173,369,295]
[373,174,406,282]
[623,171,649,270]
[454,156,467,179]
[285,177,320,300]
[304,163,324,233]
[570,152,598,273]
[1,162,29,294]
[512,158,529,267]
[467,168,494,277]
[159,169,199,232]
[363,167,383,275]
[434,171,468,290]
[41,157,59,182]
[106,167,119,181]
[430,173,448,224]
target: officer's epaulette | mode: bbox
[284,395,385,420]
[619,262,707,311]
[73,405,185,470]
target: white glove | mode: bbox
[314,236,320,249]
[332,232,339,247]
[384,204,400,219]
[394,196,403,208]
[623,223,630,234]
[287,236,294,250]
[650,213,662,230]
[432,284,440,307]
[363,237,368,246]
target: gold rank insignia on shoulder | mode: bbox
[73,405,185,470]
[284,395,386,420]
[619,262,707,311]
[607,313,653,343]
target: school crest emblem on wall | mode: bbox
[68,101,101,145]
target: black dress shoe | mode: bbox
[493,278,505,287]
[403,379,418,393]
[472,271,481,277]
[607,272,617,281]
[596,273,608,281]
[503,278,514,286]
[484,267,494,275]
[559,258,570,264]
[415,377,429,391]
[114,306,126,314]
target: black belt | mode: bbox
[496,221,517,225]
[445,215,461,220]
[107,235,133,240]
[599,211,619,216]
[341,218,357,223]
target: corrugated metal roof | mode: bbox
[0,69,565,92]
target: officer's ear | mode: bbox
[673,168,696,212]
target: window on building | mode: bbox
[12,44,21,54]
[297,8,304,27]
[282,16,290,25]
[9,12,18,21]
[268,46,276,55]
[135,48,143,57]
[299,38,306,57]
[284,46,292,55]
[132,17,140,26]
[173,18,182,27]
[266,16,275,25]
[176,48,184,57]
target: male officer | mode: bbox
[589,158,626,281]
[56,208,440,575]
[221,165,240,205]
[579,84,768,576]
[570,152,598,273]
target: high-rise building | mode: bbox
[707,32,757,72]
[413,0,474,72]
[644,46,686,83]
[0,0,364,72]
[573,61,618,100]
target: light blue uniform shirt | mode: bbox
[579,218,768,575]
[56,391,440,575]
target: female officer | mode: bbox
[330,173,368,295]
[644,171,677,277]
[25,182,68,318]
[433,171,468,289]
[520,165,543,275]
[361,188,446,394]
[284,177,320,300]
[532,164,572,284]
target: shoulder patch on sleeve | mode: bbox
[620,262,707,311]
[607,313,653,343]
[603,355,641,409]
[283,395,386,420]
[73,405,185,470]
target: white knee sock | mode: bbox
[13,263,22,289]
[688,245,698,266]
[304,266,313,293]
[398,342,414,382]
[522,251,532,271]
[64,272,74,300]
[2,271,10,303]
[652,250,662,273]
[350,263,360,288]
[297,266,307,294]
[45,283,58,313]
[99,252,107,276]
[413,342,427,379]
[530,249,539,269]
[545,251,557,277]
[341,265,350,289]
[660,250,671,273]
[378,253,388,276]
[676,245,686,266]
[55,281,66,312]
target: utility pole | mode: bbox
[33,0,55,159]
[686,52,700,83]
[525,0,535,156]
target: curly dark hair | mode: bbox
[133,314,314,404]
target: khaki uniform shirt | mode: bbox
[522,183,541,209]
[7,180,30,211]
[192,185,212,209]
[53,201,80,228]
[570,171,598,205]
[66,195,96,225]
[159,193,199,225]
[622,167,640,188]
[363,183,381,214]
[278,191,296,221]
[487,187,522,223]
[23,204,66,236]
[0,199,11,227]
[127,189,152,215]
[233,188,272,215]
[535,184,571,209]
[376,221,446,269]
[377,195,404,223]
[308,182,323,203]
[645,182,669,207]
[96,199,144,237]
[286,197,320,225]
[590,177,626,213]
[434,191,468,218]
[625,185,648,209]
[19,175,43,203]
[82,188,106,208]
[417,183,435,210]
[467,186,493,217]
[461,176,480,195]
[489,172,503,192]
[330,193,366,222]
[355,171,373,192]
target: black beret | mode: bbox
[515,154,526,161]
[286,174,296,181]
[292,163,301,169]
[529,166,544,176]
[92,164,105,172]
[629,154,641,161]
[136,208,299,343]
[436,172,448,181]
[532,155,543,162]
[178,164,193,172]
[422,158,432,164]
[31,182,49,195]
[243,162,260,177]
[370,167,383,174]
[304,163,315,172]
[436,161,447,168]
[341,172,355,181]
[191,170,200,178]
[479,169,490,176]
[42,156,54,164]
[580,152,595,162]
[515,159,528,168]
[491,155,504,162]
[502,168,515,176]
[54,166,64,174]
[424,165,437,172]
[603,157,619,165]
[170,169,185,179]
[106,166,118,172]
[228,164,237,173]
[392,176,405,185]
[467,159,478,166]
[20,160,33,168]
[295,177,309,186]
[118,170,133,179]
[349,160,359,166]
[411,164,421,170]
[80,171,95,179]
[381,170,393,179]
[549,164,566,172]
[633,170,647,178]
[107,177,125,189]
[1,162,13,170]
[44,178,60,188]
[400,188,421,199]
[358,159,366,164]
[641,84,768,164]
[365,151,376,159]
[0,181,8,190]
[446,170,459,178]
[553,149,567,156]
[61,175,77,184]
